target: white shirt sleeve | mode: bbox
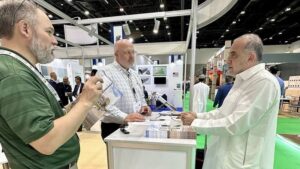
[192,79,279,136]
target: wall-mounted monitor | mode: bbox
[154,77,166,84]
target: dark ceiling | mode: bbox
[43,0,300,48]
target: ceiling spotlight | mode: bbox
[297,36,300,38]
[232,21,236,24]
[285,41,288,43]
[60,3,64,6]
[285,7,291,12]
[240,11,245,15]
[129,20,133,23]
[100,22,103,25]
[278,32,282,35]
[84,11,90,16]
[153,19,160,34]
[167,32,171,36]
[122,23,131,35]
[186,23,189,26]
[67,0,72,2]
[270,18,275,22]
[120,7,124,12]
[136,27,139,31]
[160,4,165,9]
[165,25,169,29]
[129,37,134,43]
[141,34,144,37]
[55,33,60,36]
[145,39,148,42]
[269,37,273,40]
[48,14,53,19]
[259,27,263,30]
[226,29,229,32]
[196,31,199,34]
[221,35,224,38]
[164,17,167,21]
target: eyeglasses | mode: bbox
[11,0,26,26]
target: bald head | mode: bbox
[50,72,57,81]
[114,39,135,69]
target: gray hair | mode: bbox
[0,0,41,39]
[238,33,263,61]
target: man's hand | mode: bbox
[124,113,145,123]
[79,76,103,107]
[140,106,152,116]
[181,112,197,125]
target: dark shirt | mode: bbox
[213,82,233,108]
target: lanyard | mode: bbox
[0,49,61,102]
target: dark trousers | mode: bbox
[101,122,121,139]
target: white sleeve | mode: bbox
[192,79,279,136]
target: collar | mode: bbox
[112,61,132,75]
[236,63,265,81]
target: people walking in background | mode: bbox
[73,76,84,99]
[192,74,210,113]
[269,66,285,97]
[213,75,234,108]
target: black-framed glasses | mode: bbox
[11,0,26,26]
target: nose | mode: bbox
[52,36,58,46]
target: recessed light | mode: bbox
[143,25,146,28]
[269,37,273,40]
[60,3,64,6]
[285,41,288,43]
[186,23,189,26]
[153,30,158,34]
[165,25,169,29]
[129,20,133,23]
[232,21,236,24]
[120,7,124,12]
[226,29,229,32]
[164,17,167,21]
[278,32,282,35]
[84,11,90,16]
[196,31,199,34]
[285,7,291,12]
[108,30,111,33]
[129,37,134,43]
[240,11,245,15]
[141,34,144,37]
[145,39,148,42]
[168,32,171,35]
[48,14,53,18]
[297,36,300,38]
[221,35,224,38]
[55,33,60,36]
[259,27,263,30]
[270,18,275,22]
[160,4,165,9]
[67,0,72,2]
[136,27,139,31]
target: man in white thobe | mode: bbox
[181,33,280,169]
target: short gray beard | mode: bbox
[29,34,55,64]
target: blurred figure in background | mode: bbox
[213,75,234,108]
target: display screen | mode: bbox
[154,77,166,84]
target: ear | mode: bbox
[248,51,256,62]
[16,20,33,39]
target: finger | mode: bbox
[89,76,103,84]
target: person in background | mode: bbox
[181,34,280,169]
[0,0,103,168]
[269,66,285,97]
[192,74,210,113]
[48,72,59,90]
[73,76,84,99]
[98,39,151,138]
[213,75,234,108]
[59,76,73,106]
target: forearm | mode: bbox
[30,101,92,155]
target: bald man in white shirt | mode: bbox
[181,34,280,169]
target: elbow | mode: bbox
[35,146,57,155]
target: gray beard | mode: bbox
[29,35,55,64]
